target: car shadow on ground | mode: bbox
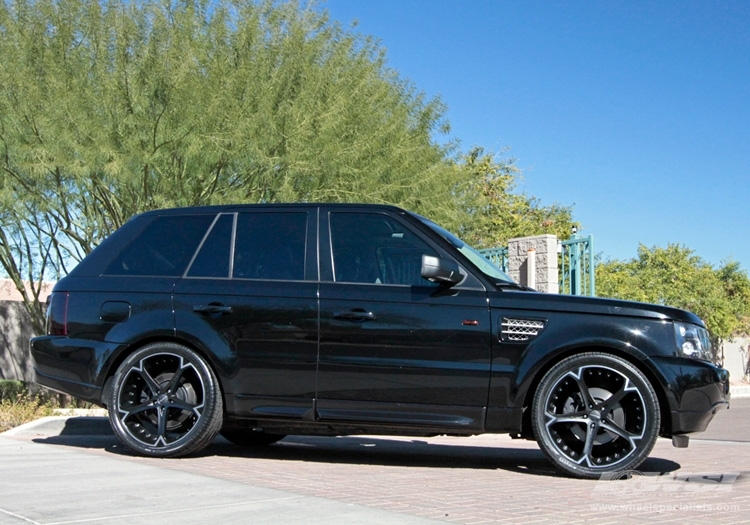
[29,417,681,479]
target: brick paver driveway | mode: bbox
[8,398,750,524]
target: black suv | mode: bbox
[30,204,730,478]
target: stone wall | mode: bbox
[0,301,38,382]
[507,234,559,294]
[0,280,52,382]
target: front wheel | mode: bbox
[107,342,223,458]
[531,353,660,478]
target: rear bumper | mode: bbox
[30,335,126,405]
[650,356,730,436]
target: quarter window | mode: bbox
[104,215,215,276]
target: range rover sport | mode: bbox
[30,203,730,478]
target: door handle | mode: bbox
[333,309,377,322]
[193,303,233,314]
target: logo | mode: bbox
[593,470,743,497]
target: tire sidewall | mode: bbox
[107,342,223,458]
[531,352,661,479]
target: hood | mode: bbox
[488,288,705,327]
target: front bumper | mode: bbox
[649,356,730,436]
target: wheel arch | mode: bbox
[105,338,225,457]
[517,344,673,439]
[101,334,229,411]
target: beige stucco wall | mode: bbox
[722,338,749,383]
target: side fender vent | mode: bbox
[501,318,546,342]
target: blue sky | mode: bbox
[321,1,750,270]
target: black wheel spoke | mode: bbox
[601,419,641,442]
[119,401,156,419]
[581,422,599,465]
[600,379,631,411]
[109,344,223,458]
[156,406,169,444]
[533,354,660,478]
[545,409,588,426]
[571,370,596,408]
[165,359,192,394]
[134,364,161,397]
[168,398,202,414]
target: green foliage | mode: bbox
[0,399,52,433]
[0,380,57,432]
[0,0,578,334]
[0,0,466,330]
[596,244,750,339]
[0,0,457,218]
[0,380,26,403]
[451,148,577,248]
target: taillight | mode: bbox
[47,292,69,336]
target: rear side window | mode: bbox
[233,212,307,280]
[104,215,215,276]
[187,214,234,278]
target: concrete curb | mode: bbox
[52,408,108,417]
[731,384,750,398]
[0,414,111,437]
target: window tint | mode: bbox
[330,213,438,285]
[187,214,234,278]
[104,215,215,276]
[233,213,307,280]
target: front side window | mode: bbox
[417,215,516,284]
[330,213,438,286]
[232,212,307,280]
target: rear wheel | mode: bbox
[107,342,223,457]
[532,352,660,478]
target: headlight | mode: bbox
[674,322,713,361]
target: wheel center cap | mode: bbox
[589,409,602,422]
[157,393,169,405]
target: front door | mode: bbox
[316,209,492,431]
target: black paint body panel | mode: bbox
[30,203,730,439]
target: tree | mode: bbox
[0,0,464,331]
[451,148,577,248]
[596,244,750,341]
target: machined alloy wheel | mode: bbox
[107,343,223,457]
[532,353,660,478]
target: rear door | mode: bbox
[316,208,492,431]
[173,209,319,420]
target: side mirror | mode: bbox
[421,255,463,286]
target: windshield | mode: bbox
[417,216,516,284]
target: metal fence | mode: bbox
[480,234,595,296]
[559,234,595,296]
[478,246,509,274]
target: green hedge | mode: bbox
[0,380,27,402]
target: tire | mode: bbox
[531,352,660,479]
[107,342,223,458]
[220,428,286,447]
